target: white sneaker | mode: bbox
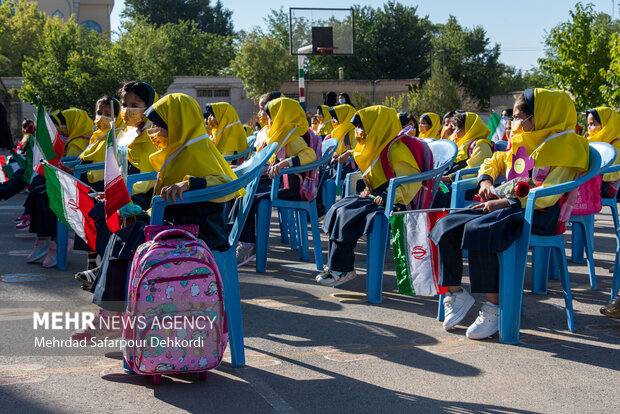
[314,265,330,282]
[316,269,357,287]
[466,302,499,339]
[442,289,475,330]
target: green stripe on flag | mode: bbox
[390,214,415,296]
[486,112,501,138]
[35,101,58,160]
[44,163,69,228]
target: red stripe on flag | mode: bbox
[104,175,130,233]
[76,180,97,251]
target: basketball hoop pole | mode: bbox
[297,45,312,111]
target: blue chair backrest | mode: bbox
[590,142,616,175]
[150,142,278,247]
[247,134,256,148]
[494,140,508,152]
[427,139,458,196]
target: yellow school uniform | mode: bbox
[419,112,442,139]
[587,107,620,182]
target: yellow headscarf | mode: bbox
[210,102,249,153]
[452,112,492,163]
[419,112,441,139]
[317,105,334,136]
[265,97,308,151]
[353,105,419,190]
[511,88,589,171]
[80,117,126,163]
[59,108,94,155]
[587,107,620,144]
[148,93,242,202]
[330,104,357,155]
[243,124,253,136]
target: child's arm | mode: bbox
[160,175,233,203]
[285,136,317,165]
[478,151,508,200]
[466,140,494,169]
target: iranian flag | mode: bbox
[32,100,64,176]
[103,124,130,233]
[390,212,448,296]
[487,112,506,142]
[43,162,97,251]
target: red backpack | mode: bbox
[379,135,434,209]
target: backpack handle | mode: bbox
[151,228,198,243]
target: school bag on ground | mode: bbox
[123,226,228,385]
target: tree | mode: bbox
[111,18,235,94]
[431,16,504,107]
[407,61,461,117]
[19,16,117,114]
[600,33,620,107]
[123,0,233,36]
[0,0,46,77]
[539,3,616,110]
[230,31,296,101]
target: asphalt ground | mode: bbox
[0,191,618,413]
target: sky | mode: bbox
[110,0,618,71]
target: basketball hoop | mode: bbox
[317,47,339,55]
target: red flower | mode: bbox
[515,181,530,198]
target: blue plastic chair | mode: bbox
[610,226,620,300]
[569,163,620,290]
[438,143,607,343]
[494,140,508,152]
[255,139,338,272]
[56,162,105,271]
[223,135,257,163]
[150,142,278,368]
[365,139,457,303]
[341,140,457,303]
[449,167,481,209]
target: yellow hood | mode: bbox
[210,102,249,153]
[419,112,441,139]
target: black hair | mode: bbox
[118,81,156,107]
[449,112,466,130]
[399,112,413,128]
[419,114,432,127]
[514,93,533,117]
[96,95,120,117]
[325,91,338,106]
[204,103,215,119]
[316,106,324,116]
[259,91,281,111]
[144,106,167,130]
[443,110,456,122]
[586,109,601,124]
[501,108,513,117]
[338,92,354,107]
[22,119,34,129]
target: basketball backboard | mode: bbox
[289,8,354,56]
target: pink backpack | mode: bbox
[379,135,435,210]
[568,175,602,216]
[281,129,323,202]
[123,228,228,382]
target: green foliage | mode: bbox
[230,31,296,101]
[0,0,46,76]
[19,17,117,114]
[383,94,407,112]
[351,91,371,109]
[122,0,233,36]
[110,19,234,94]
[431,16,504,106]
[407,61,461,117]
[601,33,620,107]
[538,2,616,110]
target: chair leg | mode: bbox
[288,210,299,250]
[298,210,309,262]
[613,228,620,300]
[366,217,388,304]
[213,249,245,367]
[498,244,523,344]
[582,214,597,290]
[56,221,68,271]
[256,199,271,273]
[571,219,585,264]
[308,203,323,270]
[531,246,550,295]
[554,245,575,333]
[278,208,289,244]
[437,294,445,321]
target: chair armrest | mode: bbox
[384,166,452,218]
[126,172,157,195]
[454,167,479,181]
[73,162,104,178]
[61,156,79,162]
[63,160,81,169]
